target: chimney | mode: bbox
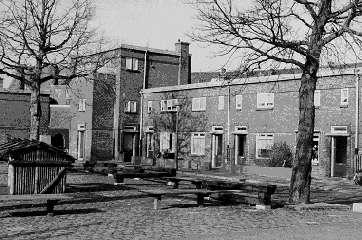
[175,40,190,85]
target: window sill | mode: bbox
[256,107,273,111]
[125,69,141,73]
[340,105,348,108]
[190,154,205,157]
[124,112,138,114]
[191,110,206,112]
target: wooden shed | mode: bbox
[0,138,75,195]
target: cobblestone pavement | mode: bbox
[1,172,362,240]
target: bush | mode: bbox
[268,142,293,168]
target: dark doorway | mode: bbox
[334,136,347,177]
[123,133,134,162]
[51,133,64,149]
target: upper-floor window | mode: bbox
[314,90,321,108]
[78,99,86,112]
[192,97,206,111]
[125,57,139,71]
[147,101,153,113]
[236,94,243,110]
[340,88,349,106]
[160,99,178,112]
[125,101,137,113]
[256,133,274,158]
[191,132,206,155]
[218,96,224,110]
[257,93,274,109]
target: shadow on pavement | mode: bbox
[6,207,103,217]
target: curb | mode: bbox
[285,202,351,211]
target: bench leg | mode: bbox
[46,200,58,216]
[197,194,205,206]
[114,176,124,185]
[153,196,161,210]
[173,181,179,189]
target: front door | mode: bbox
[334,136,347,177]
[123,133,134,163]
[211,134,223,168]
[234,134,246,165]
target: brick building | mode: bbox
[0,89,50,144]
[141,66,362,178]
[35,41,192,165]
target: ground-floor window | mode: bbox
[191,132,206,155]
[256,133,274,158]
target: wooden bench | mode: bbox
[113,170,176,185]
[204,181,277,206]
[161,177,246,189]
[0,194,72,216]
[141,189,217,210]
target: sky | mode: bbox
[91,0,231,73]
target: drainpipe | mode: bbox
[356,71,360,154]
[139,50,148,161]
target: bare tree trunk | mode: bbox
[289,57,319,203]
[29,82,42,140]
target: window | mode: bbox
[255,133,274,158]
[160,99,178,112]
[159,132,176,153]
[236,94,243,110]
[341,88,348,106]
[125,57,139,71]
[218,96,224,110]
[147,101,153,113]
[78,99,86,112]
[191,132,206,155]
[125,101,137,113]
[192,97,206,111]
[257,93,274,109]
[314,90,321,108]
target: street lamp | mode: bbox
[174,103,182,171]
[221,68,235,173]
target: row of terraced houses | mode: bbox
[1,41,362,178]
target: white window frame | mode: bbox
[192,97,206,111]
[218,96,224,110]
[255,133,274,158]
[191,132,206,155]
[125,101,137,113]
[125,57,139,71]
[235,94,243,110]
[340,88,349,106]
[160,99,178,112]
[257,93,274,109]
[78,99,86,112]
[147,101,153,114]
[314,90,321,108]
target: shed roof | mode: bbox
[0,138,75,162]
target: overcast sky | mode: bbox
[92,0,231,73]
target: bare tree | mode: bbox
[189,0,362,203]
[0,0,113,140]
[149,95,208,168]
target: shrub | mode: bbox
[268,142,293,168]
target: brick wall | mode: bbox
[0,90,50,143]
